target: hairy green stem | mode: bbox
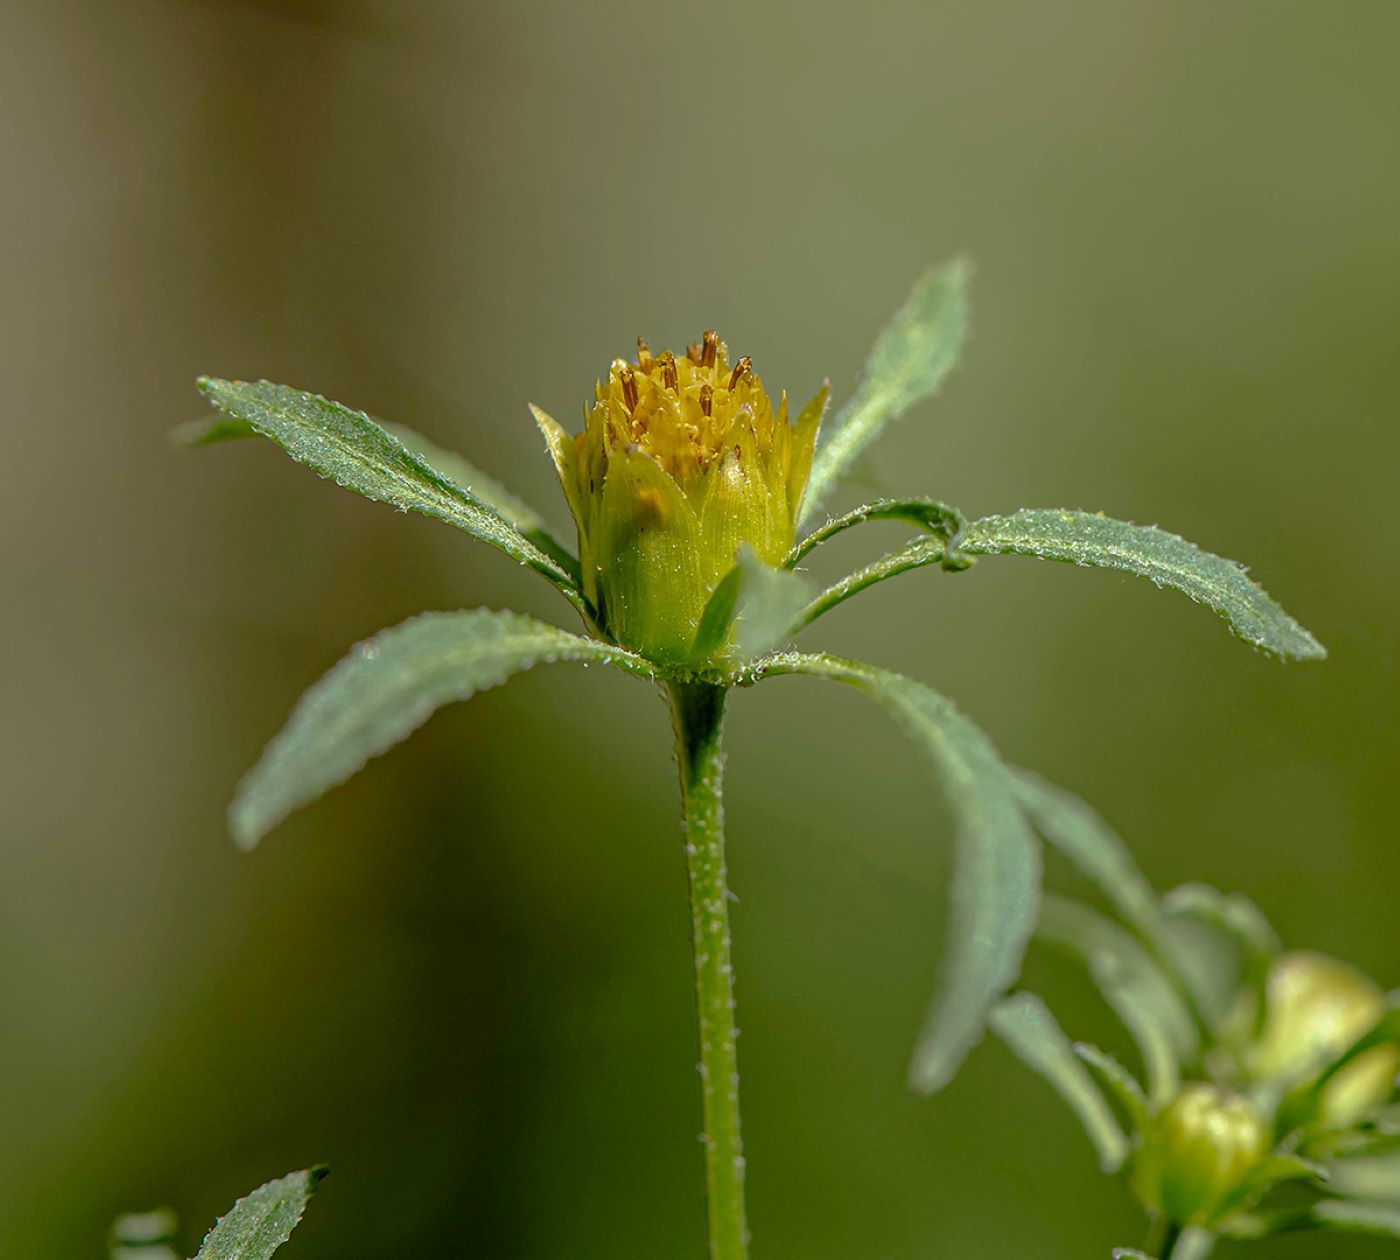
[669,681,748,1260]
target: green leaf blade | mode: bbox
[192,1168,326,1260]
[231,610,652,849]
[961,509,1325,660]
[758,652,1040,1093]
[193,379,585,610]
[990,992,1128,1171]
[1013,771,1170,955]
[801,258,971,523]
[1037,894,1197,1105]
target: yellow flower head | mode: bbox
[534,332,826,664]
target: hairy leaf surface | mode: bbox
[231,610,652,848]
[194,380,585,609]
[193,1168,326,1260]
[961,509,1324,660]
[802,258,970,522]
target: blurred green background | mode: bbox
[3,2,1398,1255]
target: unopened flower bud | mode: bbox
[1131,1084,1269,1227]
[535,334,826,664]
[1244,951,1399,1126]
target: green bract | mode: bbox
[182,258,1325,1260]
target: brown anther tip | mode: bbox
[661,351,679,392]
[636,336,652,368]
[700,329,719,369]
[686,341,702,364]
[619,365,639,411]
[699,383,713,417]
[728,356,751,390]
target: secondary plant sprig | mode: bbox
[179,257,1323,1258]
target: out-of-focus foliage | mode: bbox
[993,782,1400,1256]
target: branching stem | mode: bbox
[669,681,747,1260]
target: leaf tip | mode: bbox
[228,797,266,853]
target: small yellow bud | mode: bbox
[1243,951,1398,1126]
[1131,1084,1270,1227]
[535,334,826,664]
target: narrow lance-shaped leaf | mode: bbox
[193,1168,326,1260]
[1013,771,1171,958]
[1074,1041,1151,1131]
[1037,894,1197,1105]
[989,992,1128,1172]
[961,509,1325,660]
[194,379,588,613]
[231,610,653,849]
[801,257,970,523]
[173,410,574,570]
[756,652,1040,1093]
[1013,773,1213,1038]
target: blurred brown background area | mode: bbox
[2,1,1397,1255]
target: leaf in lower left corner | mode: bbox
[193,1168,327,1260]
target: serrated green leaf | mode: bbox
[801,258,970,523]
[1038,895,1197,1105]
[193,379,587,613]
[1074,1041,1151,1131]
[231,610,653,849]
[691,548,815,666]
[177,410,577,576]
[756,652,1040,1094]
[960,509,1325,660]
[786,497,966,567]
[990,992,1128,1171]
[192,1168,326,1260]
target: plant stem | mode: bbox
[668,681,748,1260]
[1149,1217,1182,1258]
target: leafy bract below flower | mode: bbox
[987,776,1400,1259]
[181,257,1325,1255]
